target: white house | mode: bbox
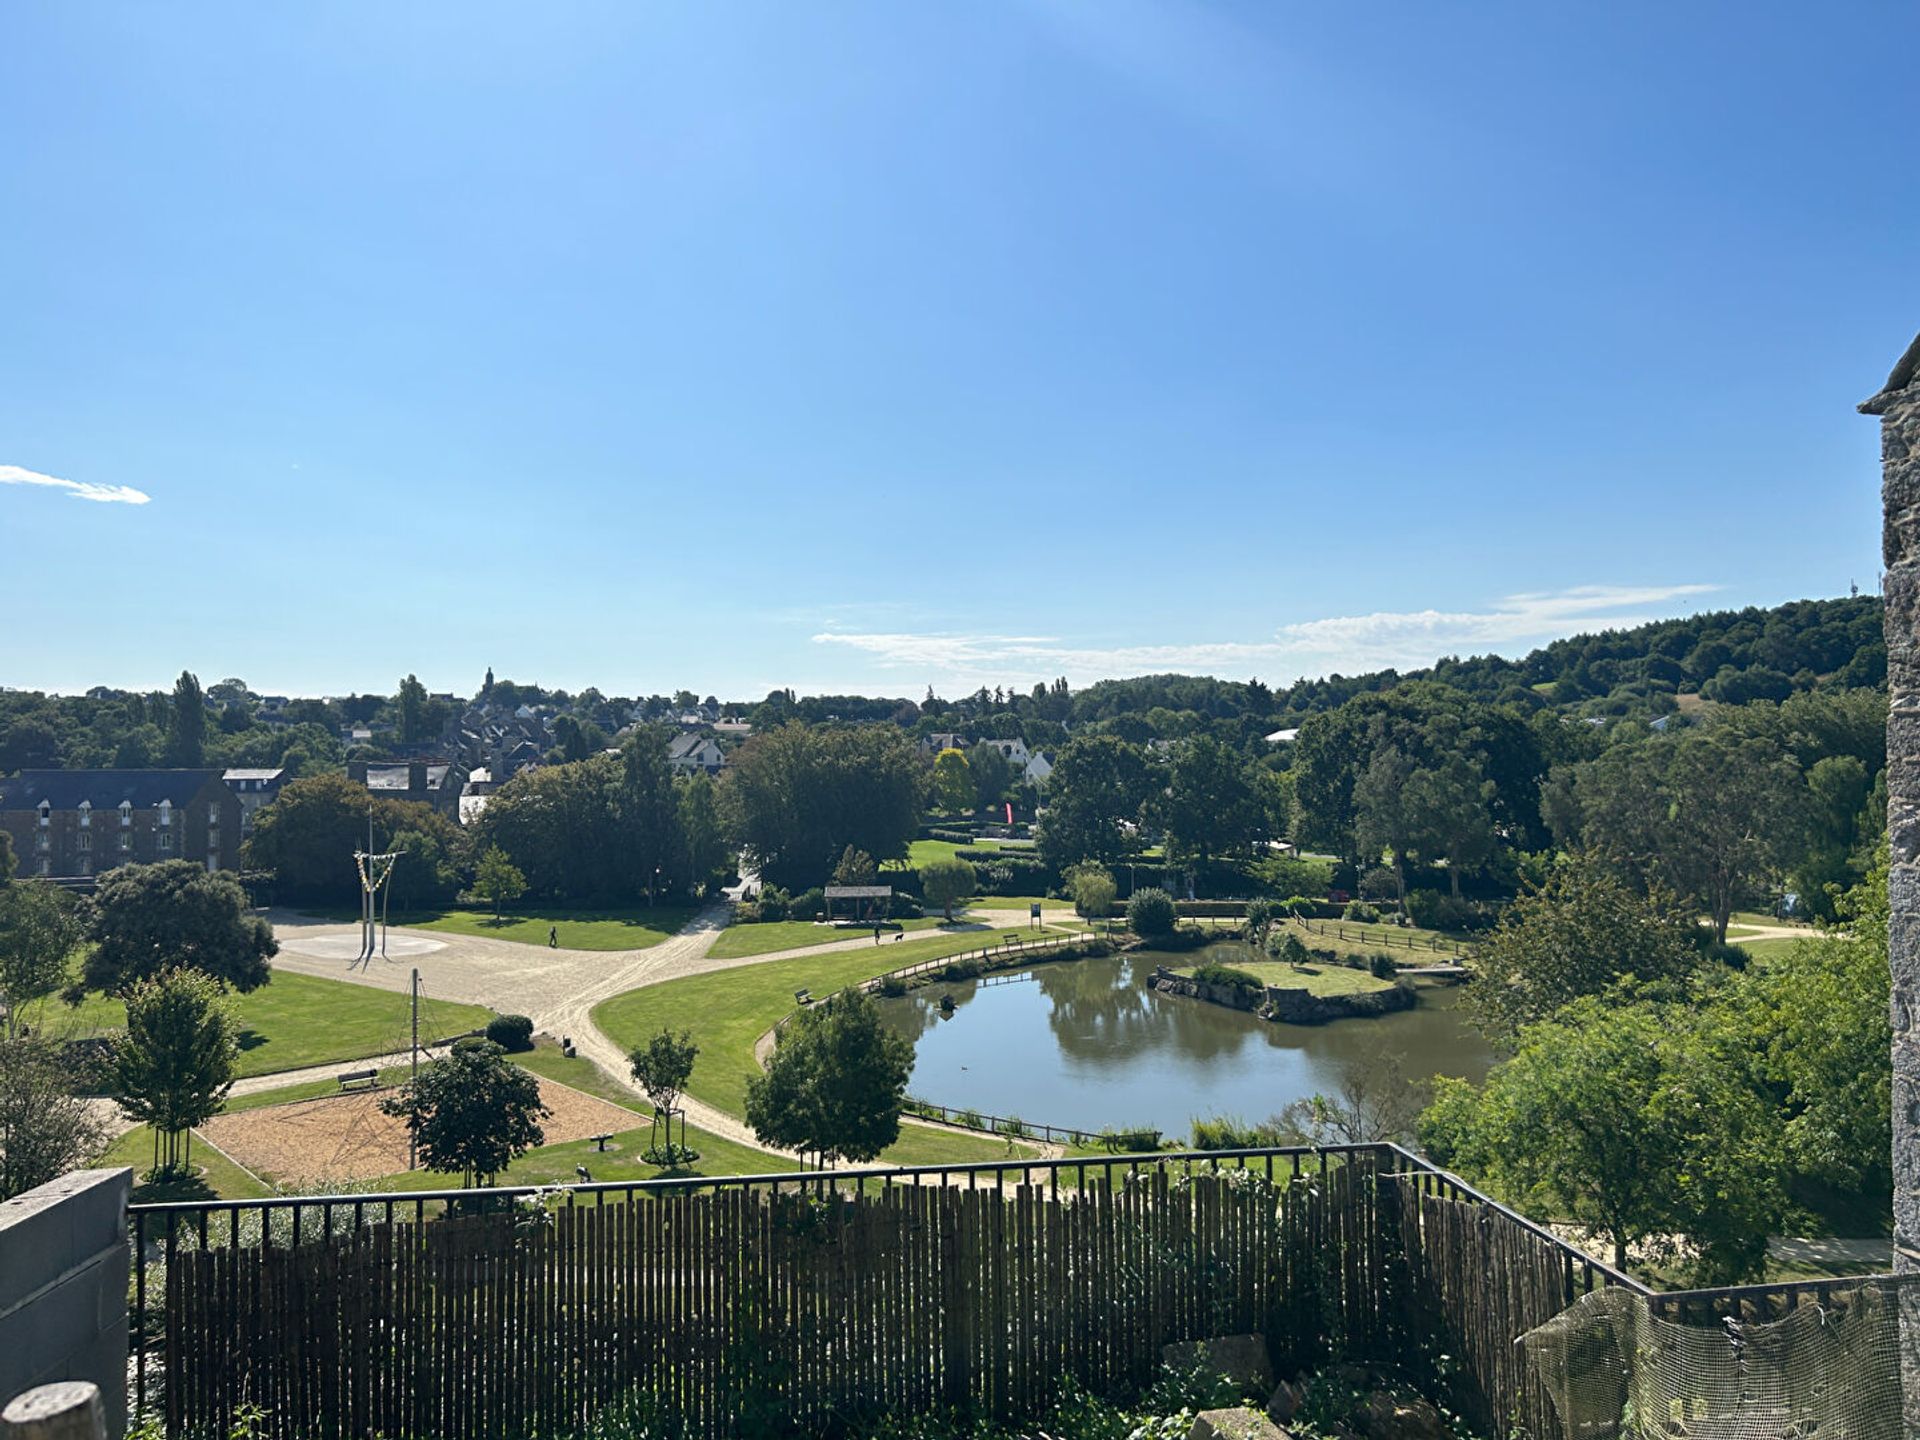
[668,733,725,775]
[1023,752,1054,787]
[975,737,1032,770]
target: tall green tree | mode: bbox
[1404,750,1498,896]
[616,727,684,898]
[1466,861,1702,1044]
[165,671,206,767]
[0,1038,105,1199]
[0,881,88,1039]
[966,741,1015,810]
[675,772,728,894]
[931,747,974,814]
[1036,735,1153,869]
[1547,726,1807,941]
[1421,992,1786,1283]
[1152,736,1261,871]
[112,968,238,1177]
[1352,745,1418,906]
[85,860,276,996]
[244,772,467,903]
[396,673,430,744]
[381,1037,549,1188]
[744,989,913,1168]
[719,724,924,888]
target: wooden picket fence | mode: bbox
[156,1157,1399,1440]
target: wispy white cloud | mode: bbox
[811,584,1718,691]
[0,464,151,505]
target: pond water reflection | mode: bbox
[876,945,1495,1139]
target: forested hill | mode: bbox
[1067,594,1883,726]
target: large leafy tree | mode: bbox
[1546,725,1807,941]
[0,881,88,1039]
[1421,992,1786,1283]
[165,670,206,767]
[719,723,924,889]
[674,772,728,895]
[919,857,976,922]
[1152,736,1261,871]
[1036,734,1153,870]
[1352,745,1418,905]
[85,860,276,996]
[0,1037,105,1200]
[966,741,1015,810]
[243,772,467,903]
[1466,861,1702,1044]
[396,673,430,744]
[616,727,684,897]
[931,748,974,814]
[744,989,913,1168]
[473,846,527,918]
[112,967,238,1177]
[471,752,673,902]
[381,1037,549,1188]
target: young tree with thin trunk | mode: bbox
[474,846,527,919]
[629,1028,700,1163]
[112,968,237,1178]
[744,989,912,1169]
[381,1038,549,1188]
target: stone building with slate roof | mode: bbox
[0,769,240,879]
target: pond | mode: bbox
[875,943,1496,1140]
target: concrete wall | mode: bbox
[0,1169,131,1439]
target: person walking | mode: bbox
[548,924,558,948]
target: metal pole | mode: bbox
[410,967,420,1170]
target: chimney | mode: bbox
[408,760,429,795]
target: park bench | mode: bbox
[588,1133,614,1152]
[337,1069,378,1092]
[794,989,812,1005]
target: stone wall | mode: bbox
[1149,968,1417,1023]
[0,1168,131,1439]
[1863,330,1920,1431]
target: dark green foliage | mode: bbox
[86,860,277,995]
[112,967,237,1177]
[1036,735,1154,869]
[1126,887,1177,938]
[0,880,88,1039]
[745,988,913,1167]
[1188,963,1263,991]
[485,1014,535,1052]
[721,723,925,889]
[245,772,469,904]
[0,1036,106,1200]
[381,1037,549,1187]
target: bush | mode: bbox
[1369,952,1398,979]
[1191,1115,1269,1150]
[485,1014,535,1053]
[878,975,908,998]
[1279,894,1342,919]
[1173,900,1247,918]
[1099,1126,1162,1154]
[941,957,984,982]
[888,892,924,920]
[1343,900,1381,923]
[1358,867,1400,902]
[1128,887,1178,938]
[790,887,826,921]
[1267,931,1312,967]
[1404,890,1493,933]
[1189,963,1264,991]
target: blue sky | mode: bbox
[3,3,1912,700]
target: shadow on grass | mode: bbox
[130,1166,221,1205]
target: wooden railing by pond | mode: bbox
[126,1144,1895,1440]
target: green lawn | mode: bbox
[300,903,699,951]
[19,971,492,1080]
[1736,936,1805,961]
[1179,960,1393,996]
[901,838,1001,868]
[709,914,959,960]
[99,1125,274,1202]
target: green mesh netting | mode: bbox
[1519,1280,1910,1439]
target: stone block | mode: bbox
[1188,1407,1289,1440]
[1161,1334,1274,1396]
[1266,1378,1303,1423]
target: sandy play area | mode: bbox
[198,1076,642,1184]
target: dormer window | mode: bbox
[36,801,50,828]
[78,800,91,828]
[119,801,133,827]
[157,799,173,827]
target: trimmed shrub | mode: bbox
[1173,900,1247,918]
[790,887,826,921]
[1189,963,1263,991]
[1358,867,1400,902]
[1343,900,1382,923]
[1127,887,1178,938]
[1369,952,1398,979]
[485,1013,535,1053]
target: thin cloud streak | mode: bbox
[0,464,151,505]
[812,584,1719,690]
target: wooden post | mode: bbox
[2,1383,106,1440]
